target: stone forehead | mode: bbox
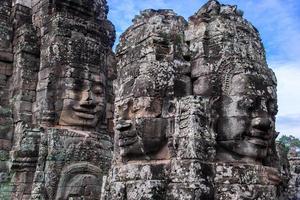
[221,69,276,94]
[117,9,187,53]
[226,73,277,97]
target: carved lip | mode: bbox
[74,111,95,119]
[250,129,272,140]
[72,106,98,119]
[73,107,97,114]
[247,137,269,147]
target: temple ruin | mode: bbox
[0,0,297,199]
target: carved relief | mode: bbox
[55,163,102,200]
[2,0,291,199]
[5,1,115,200]
[115,97,168,158]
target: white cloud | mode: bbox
[272,61,300,137]
[272,62,300,117]
[277,115,300,138]
[229,0,300,62]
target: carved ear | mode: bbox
[208,96,221,132]
[209,96,221,110]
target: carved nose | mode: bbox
[80,91,96,107]
[116,120,132,131]
[251,117,272,132]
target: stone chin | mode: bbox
[218,139,269,162]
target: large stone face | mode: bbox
[114,9,189,161]
[103,1,288,200]
[0,0,115,199]
[185,1,284,199]
[186,0,278,165]
[102,9,215,200]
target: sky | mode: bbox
[107,0,300,138]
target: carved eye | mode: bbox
[238,97,256,111]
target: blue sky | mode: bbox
[107,0,300,138]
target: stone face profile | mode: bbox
[113,9,189,160]
[0,0,294,199]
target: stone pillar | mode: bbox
[187,1,286,199]
[102,9,214,199]
[28,0,115,199]
[4,0,115,199]
[0,1,14,199]
[288,147,300,199]
[9,2,40,199]
[167,96,215,199]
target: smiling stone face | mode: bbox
[59,70,106,130]
[115,97,167,157]
[216,73,278,163]
[112,9,189,160]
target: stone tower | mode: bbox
[103,1,288,200]
[0,0,115,199]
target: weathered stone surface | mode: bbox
[288,147,300,200]
[0,0,292,199]
[0,0,115,199]
[0,1,14,199]
[103,8,216,199]
[30,128,112,199]
[186,1,285,199]
[103,1,288,200]
[188,0,278,164]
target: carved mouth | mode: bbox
[247,129,272,147]
[247,137,269,147]
[72,105,98,119]
[250,129,272,140]
[74,111,95,119]
[119,136,138,147]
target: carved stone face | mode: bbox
[59,71,105,129]
[61,174,102,199]
[115,97,167,158]
[217,73,277,162]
